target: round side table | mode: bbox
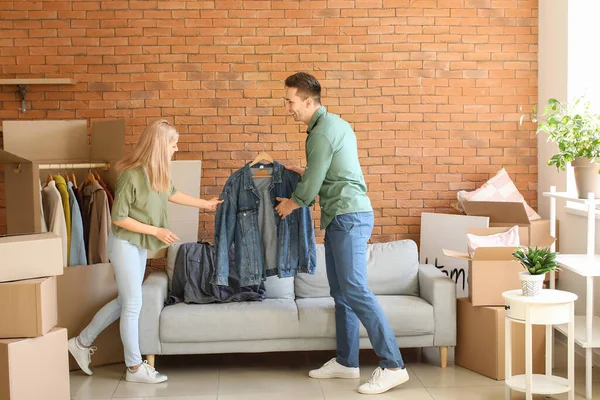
[503,289,578,400]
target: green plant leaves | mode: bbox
[512,246,559,275]
[524,97,600,171]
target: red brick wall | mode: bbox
[0,0,538,244]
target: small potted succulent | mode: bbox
[512,246,559,297]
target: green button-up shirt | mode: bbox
[111,166,177,251]
[291,106,372,229]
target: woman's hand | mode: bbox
[153,228,180,245]
[203,197,223,211]
[285,165,305,176]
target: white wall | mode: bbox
[538,0,600,325]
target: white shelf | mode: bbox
[543,191,600,204]
[506,374,570,395]
[555,316,600,348]
[557,254,600,277]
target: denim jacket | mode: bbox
[213,161,317,287]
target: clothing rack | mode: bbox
[13,162,110,174]
[38,162,110,170]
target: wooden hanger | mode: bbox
[46,174,53,185]
[249,152,273,167]
[64,171,70,183]
[71,171,77,188]
[94,171,102,182]
[84,170,96,186]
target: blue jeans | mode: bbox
[325,212,404,370]
[78,233,148,367]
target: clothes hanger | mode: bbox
[71,169,77,189]
[250,152,273,178]
[84,169,96,185]
[46,173,53,185]
[64,169,70,183]
[94,170,102,182]
[249,152,273,167]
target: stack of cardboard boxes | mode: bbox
[444,201,556,380]
[0,233,70,400]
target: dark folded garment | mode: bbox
[166,241,265,306]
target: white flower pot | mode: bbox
[519,271,546,297]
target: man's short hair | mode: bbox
[285,72,321,105]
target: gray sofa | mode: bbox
[139,240,456,368]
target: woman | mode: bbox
[68,120,222,384]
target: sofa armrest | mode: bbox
[139,271,168,356]
[418,264,456,347]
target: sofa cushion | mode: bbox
[367,240,419,296]
[160,299,299,343]
[296,295,434,338]
[166,242,183,291]
[294,240,420,298]
[264,276,295,300]
[294,244,330,298]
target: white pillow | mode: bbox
[466,225,520,258]
[264,276,295,300]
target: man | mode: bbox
[275,72,409,395]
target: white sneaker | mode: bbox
[68,337,96,376]
[309,358,360,379]
[358,367,409,395]
[126,360,168,384]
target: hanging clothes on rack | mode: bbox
[38,178,48,233]
[54,175,71,264]
[95,173,114,210]
[213,160,317,287]
[41,179,68,267]
[67,180,87,266]
[81,178,111,264]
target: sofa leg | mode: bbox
[439,346,448,368]
[146,355,155,368]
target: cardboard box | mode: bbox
[0,233,63,283]
[0,120,124,235]
[456,297,545,380]
[461,200,557,249]
[0,327,70,400]
[0,277,57,338]
[444,247,522,307]
[57,263,124,369]
[443,227,556,306]
[443,227,523,306]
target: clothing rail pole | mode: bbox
[13,162,111,174]
[37,162,110,170]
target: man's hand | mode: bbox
[284,165,305,176]
[275,197,300,219]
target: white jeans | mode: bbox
[78,233,148,367]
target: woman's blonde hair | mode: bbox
[116,120,179,193]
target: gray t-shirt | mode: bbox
[251,168,277,274]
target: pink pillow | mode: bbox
[457,168,541,221]
[466,225,520,258]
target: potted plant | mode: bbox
[513,246,558,297]
[521,97,600,198]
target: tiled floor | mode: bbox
[70,345,600,400]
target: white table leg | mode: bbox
[506,317,512,400]
[546,324,552,376]
[569,302,575,400]
[526,306,533,400]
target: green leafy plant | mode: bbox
[512,246,559,275]
[520,97,600,172]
